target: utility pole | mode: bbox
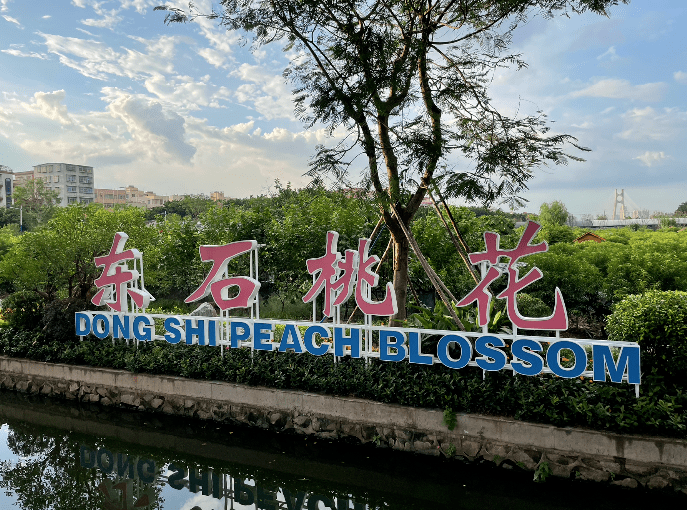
[19,205,22,233]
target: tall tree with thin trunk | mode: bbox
[156,0,626,323]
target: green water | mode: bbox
[0,390,682,510]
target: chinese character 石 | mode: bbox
[456,221,568,330]
[303,231,397,317]
[185,241,261,310]
[92,232,154,313]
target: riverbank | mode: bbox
[1,355,685,493]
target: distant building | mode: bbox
[0,168,13,208]
[31,163,95,206]
[13,170,34,188]
[94,188,129,209]
[210,191,225,202]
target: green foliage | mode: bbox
[146,195,214,220]
[607,291,687,382]
[0,330,683,438]
[409,300,510,336]
[0,205,154,303]
[533,462,552,483]
[676,201,687,217]
[443,408,457,431]
[1,292,43,331]
[538,201,569,227]
[523,229,687,318]
[12,179,61,225]
[516,294,552,319]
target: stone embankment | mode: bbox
[1,356,685,493]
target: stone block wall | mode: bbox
[1,357,686,493]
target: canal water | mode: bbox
[0,390,683,510]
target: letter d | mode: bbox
[75,313,91,336]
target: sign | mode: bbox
[76,222,641,388]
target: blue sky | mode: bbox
[0,0,685,217]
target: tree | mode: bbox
[676,201,687,217]
[0,205,154,303]
[13,178,61,225]
[157,0,623,323]
[538,201,570,227]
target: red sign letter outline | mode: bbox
[303,231,397,318]
[185,241,261,311]
[457,221,568,330]
[92,232,155,313]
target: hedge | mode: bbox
[0,327,684,439]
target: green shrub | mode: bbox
[0,327,684,438]
[516,293,552,318]
[1,292,43,331]
[607,290,687,382]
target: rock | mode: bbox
[577,467,610,483]
[647,476,669,490]
[40,385,53,395]
[162,404,175,414]
[121,394,136,406]
[184,399,196,409]
[190,303,218,317]
[293,415,311,428]
[96,387,109,397]
[150,398,164,409]
[69,382,80,393]
[413,441,433,452]
[611,478,639,489]
[101,397,112,406]
[15,381,29,392]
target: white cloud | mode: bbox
[675,71,687,85]
[81,10,122,29]
[42,15,51,19]
[22,90,73,125]
[75,27,96,36]
[117,0,159,14]
[1,48,48,59]
[198,47,226,68]
[0,0,11,13]
[571,79,666,102]
[596,46,619,61]
[617,106,687,142]
[634,151,668,167]
[39,33,182,82]
[2,14,21,27]
[233,63,296,120]
[102,88,196,163]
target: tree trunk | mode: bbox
[391,233,409,326]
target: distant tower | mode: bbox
[613,189,626,220]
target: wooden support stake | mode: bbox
[389,204,466,331]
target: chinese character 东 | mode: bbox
[456,221,568,330]
[185,241,261,310]
[303,231,397,317]
[92,232,154,313]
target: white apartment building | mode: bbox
[32,163,95,206]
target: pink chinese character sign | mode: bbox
[92,232,154,313]
[457,221,568,330]
[302,231,397,319]
[77,226,641,391]
[185,241,261,311]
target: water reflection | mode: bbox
[0,391,684,510]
